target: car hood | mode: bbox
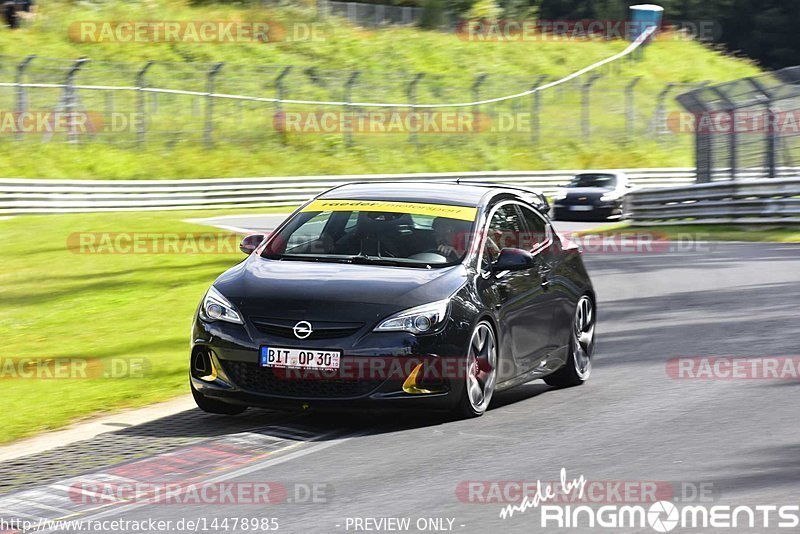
[212,256,468,324]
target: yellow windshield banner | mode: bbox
[302,199,478,222]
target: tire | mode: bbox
[544,295,595,388]
[453,320,498,418]
[191,381,248,415]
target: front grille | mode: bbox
[221,360,384,398]
[565,194,596,203]
[250,317,363,340]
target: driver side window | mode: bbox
[518,205,549,252]
[482,204,523,268]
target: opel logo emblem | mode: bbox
[293,321,313,339]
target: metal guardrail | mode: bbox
[0,168,696,215]
[626,177,800,225]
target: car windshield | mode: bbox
[568,173,617,189]
[261,199,478,267]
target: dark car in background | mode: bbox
[551,171,631,221]
[190,182,595,418]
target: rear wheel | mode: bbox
[544,295,595,387]
[453,321,497,418]
[191,381,247,415]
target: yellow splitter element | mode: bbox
[302,199,478,222]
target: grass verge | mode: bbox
[0,0,762,178]
[0,207,292,443]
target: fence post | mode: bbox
[15,55,35,142]
[625,77,641,141]
[407,73,425,148]
[343,71,360,147]
[105,91,114,138]
[652,83,673,141]
[471,74,488,136]
[376,3,384,25]
[136,61,153,149]
[766,102,777,179]
[205,62,224,148]
[274,66,292,145]
[65,58,89,145]
[581,74,602,142]
[710,87,736,180]
[317,0,329,18]
[747,77,777,179]
[530,75,547,144]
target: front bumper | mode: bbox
[190,314,472,413]
[553,201,623,221]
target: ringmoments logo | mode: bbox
[498,468,800,531]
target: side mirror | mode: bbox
[492,248,535,272]
[239,234,266,255]
[534,193,550,214]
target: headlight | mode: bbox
[552,190,568,201]
[600,192,622,202]
[199,286,243,324]
[374,299,449,334]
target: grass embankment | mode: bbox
[0,208,291,443]
[0,0,761,178]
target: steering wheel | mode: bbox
[424,247,460,260]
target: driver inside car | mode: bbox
[432,217,471,261]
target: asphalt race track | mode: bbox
[0,219,798,534]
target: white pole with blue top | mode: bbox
[629,4,663,59]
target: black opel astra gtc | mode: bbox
[190,182,595,418]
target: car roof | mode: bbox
[318,181,496,207]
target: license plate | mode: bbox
[569,205,594,211]
[260,346,341,370]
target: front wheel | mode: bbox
[544,295,595,387]
[453,321,498,418]
[191,381,248,415]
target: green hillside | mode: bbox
[0,0,761,178]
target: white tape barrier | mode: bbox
[0,27,656,108]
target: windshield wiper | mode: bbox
[345,255,414,267]
[265,253,440,268]
[265,253,351,263]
